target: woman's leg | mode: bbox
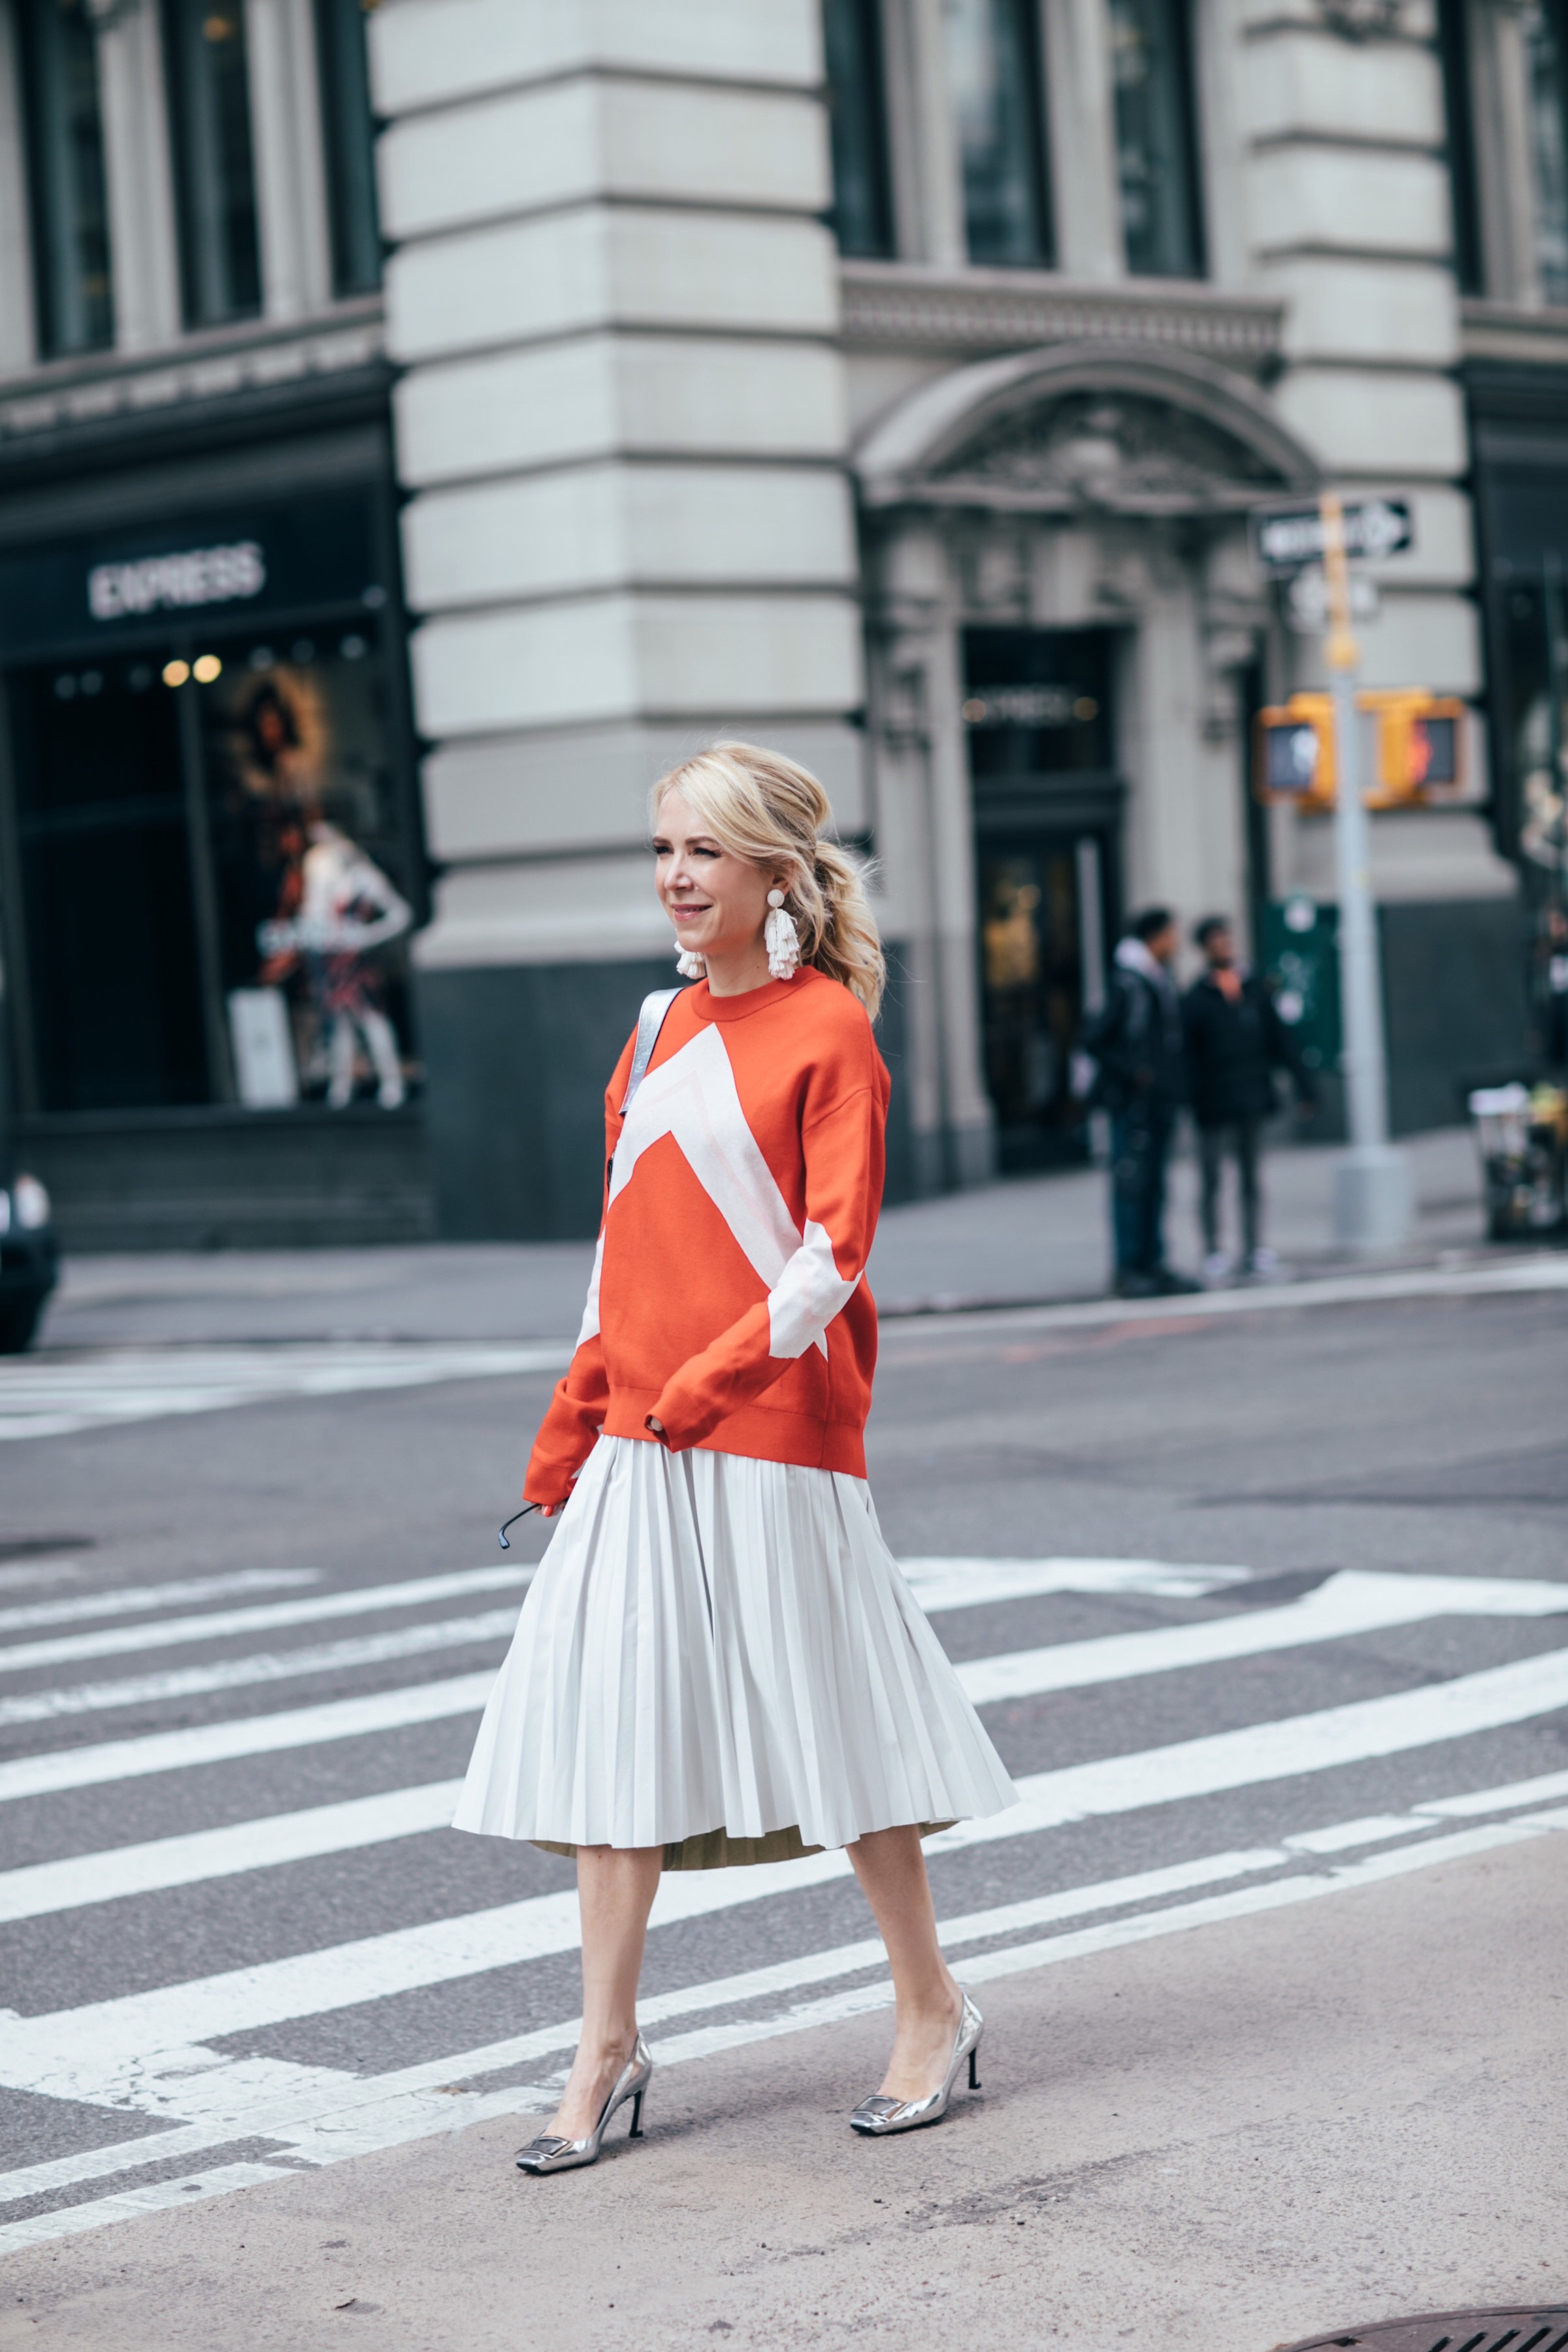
[547,1844,664,2138]
[849,1825,964,2100]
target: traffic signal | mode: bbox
[1360,690,1465,807]
[1254,691,1465,807]
[1254,694,1335,807]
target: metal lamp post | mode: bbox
[1319,493,1412,1250]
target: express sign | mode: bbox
[1251,498,1413,573]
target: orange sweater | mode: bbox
[526,968,889,1506]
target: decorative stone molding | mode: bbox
[855,344,1320,519]
[1460,297,1568,368]
[1315,0,1403,37]
[0,302,385,444]
[840,260,1285,376]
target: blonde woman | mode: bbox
[455,743,1017,2171]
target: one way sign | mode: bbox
[1251,497,1413,573]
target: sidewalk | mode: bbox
[38,1127,1490,1349]
[3,1833,1560,2352]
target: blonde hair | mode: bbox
[651,741,886,1019]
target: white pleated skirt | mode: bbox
[453,1434,1018,1870]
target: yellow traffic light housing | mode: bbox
[1254,694,1335,807]
[1360,690,1465,807]
[1254,691,1465,808]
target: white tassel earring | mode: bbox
[675,945,706,979]
[764,888,800,981]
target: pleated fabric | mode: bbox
[453,1434,1018,1869]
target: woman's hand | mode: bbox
[645,1415,666,1440]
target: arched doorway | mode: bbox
[855,344,1321,1185]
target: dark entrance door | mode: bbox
[965,627,1124,1171]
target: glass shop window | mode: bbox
[17,0,115,357]
[7,630,417,1117]
[200,629,414,1111]
[162,0,263,326]
[314,0,383,295]
[1524,0,1568,303]
[1108,0,1205,279]
[12,659,208,1111]
[822,0,895,258]
[942,0,1053,269]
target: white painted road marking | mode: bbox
[0,1569,319,1637]
[5,1636,1568,2096]
[0,1341,570,1442]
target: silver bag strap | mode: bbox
[619,987,683,1114]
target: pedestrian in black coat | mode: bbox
[1080,907,1199,1298]
[1183,915,1316,1279]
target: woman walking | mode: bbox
[454,742,1017,2172]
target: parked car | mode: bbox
[0,1172,59,1351]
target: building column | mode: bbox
[91,0,182,351]
[246,0,333,321]
[1042,0,1123,279]
[368,0,866,1239]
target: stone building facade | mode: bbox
[0,0,1563,1244]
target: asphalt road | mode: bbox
[0,1267,1565,2342]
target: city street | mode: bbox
[0,1244,1565,2349]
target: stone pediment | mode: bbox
[855,344,1320,519]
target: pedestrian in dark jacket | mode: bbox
[1183,915,1316,1280]
[1080,907,1199,1298]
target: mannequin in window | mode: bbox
[259,800,412,1108]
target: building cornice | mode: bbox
[0,299,385,449]
[838,261,1285,378]
[1460,297,1568,370]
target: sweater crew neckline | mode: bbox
[693,970,821,1024]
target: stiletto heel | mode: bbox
[515,2036,653,2174]
[850,1992,984,2136]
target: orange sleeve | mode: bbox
[522,1032,633,1508]
[647,1079,885,1453]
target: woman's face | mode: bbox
[653,789,779,964]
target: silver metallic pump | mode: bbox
[849,1991,984,2136]
[515,2036,653,2174]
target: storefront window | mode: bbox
[942,0,1053,269]
[315,0,382,295]
[201,630,414,1109]
[0,500,420,1120]
[12,659,208,1111]
[17,0,115,357]
[163,0,263,325]
[1109,0,1204,278]
[823,0,894,259]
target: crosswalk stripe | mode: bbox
[3,1803,1564,2251]
[0,1564,532,1674]
[0,1569,319,1637]
[0,1341,572,1443]
[0,1609,525,1729]
[5,1571,1563,1915]
[0,1556,1255,1803]
[7,1640,1567,2095]
[0,1672,499,1804]
[0,1784,468,1925]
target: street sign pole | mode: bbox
[1320,492,1411,1250]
